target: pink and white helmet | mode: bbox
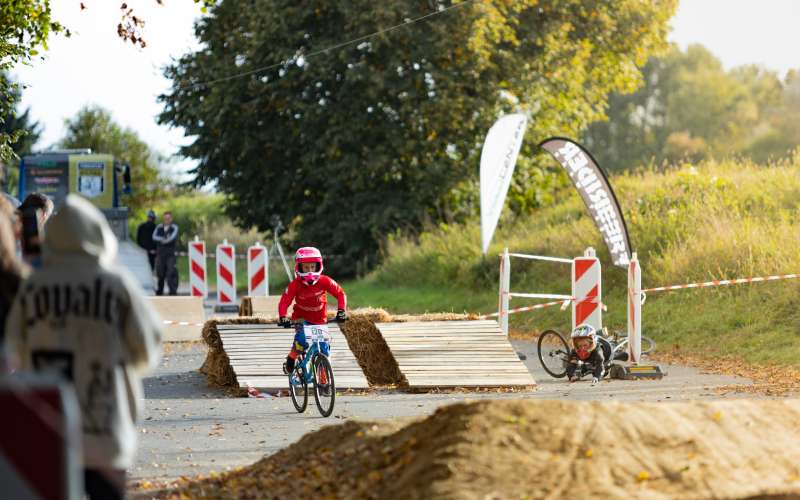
[295,246,324,285]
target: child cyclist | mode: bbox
[279,247,348,381]
[566,324,606,385]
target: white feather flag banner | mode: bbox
[480,113,528,254]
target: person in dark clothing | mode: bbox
[152,211,179,295]
[0,196,28,346]
[18,192,54,268]
[566,324,606,384]
[136,210,157,271]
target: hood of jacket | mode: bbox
[43,194,118,266]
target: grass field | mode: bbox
[345,155,800,366]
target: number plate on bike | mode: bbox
[304,324,331,342]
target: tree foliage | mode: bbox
[0,0,65,162]
[584,44,797,171]
[0,73,42,194]
[160,0,676,274]
[60,105,167,213]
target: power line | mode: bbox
[184,0,477,90]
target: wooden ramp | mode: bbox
[375,320,536,389]
[217,323,369,391]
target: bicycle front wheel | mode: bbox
[289,365,308,413]
[311,354,335,417]
[537,330,570,378]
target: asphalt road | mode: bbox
[130,340,753,482]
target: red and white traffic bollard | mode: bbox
[247,242,268,296]
[216,239,236,305]
[188,236,207,298]
[572,247,602,331]
[627,252,642,364]
[498,247,511,336]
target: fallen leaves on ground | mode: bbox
[130,399,800,499]
[652,349,800,397]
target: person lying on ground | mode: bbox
[567,324,605,385]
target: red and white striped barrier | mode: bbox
[162,320,206,327]
[572,248,602,331]
[480,299,571,319]
[495,247,602,335]
[642,273,800,294]
[188,237,207,298]
[216,240,236,306]
[0,377,83,500]
[247,242,268,296]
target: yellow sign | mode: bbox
[69,154,114,208]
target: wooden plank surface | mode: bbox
[217,323,369,391]
[375,321,536,389]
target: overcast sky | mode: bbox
[13,0,800,181]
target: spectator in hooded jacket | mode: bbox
[4,194,162,499]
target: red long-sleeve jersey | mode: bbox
[278,275,347,325]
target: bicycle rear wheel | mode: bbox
[311,354,335,417]
[641,335,656,355]
[288,365,308,413]
[537,330,570,378]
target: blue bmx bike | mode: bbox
[286,322,336,417]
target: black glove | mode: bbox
[284,356,295,374]
[336,309,348,322]
[278,316,291,328]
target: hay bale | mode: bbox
[341,309,404,386]
[238,297,253,316]
[389,312,478,322]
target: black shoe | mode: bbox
[320,385,332,397]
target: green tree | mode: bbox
[0,73,42,194]
[60,105,168,213]
[744,69,800,162]
[160,0,676,274]
[1,1,65,162]
[585,44,787,170]
[0,74,42,157]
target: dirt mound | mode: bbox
[200,308,478,390]
[155,399,800,499]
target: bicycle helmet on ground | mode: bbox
[295,246,323,285]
